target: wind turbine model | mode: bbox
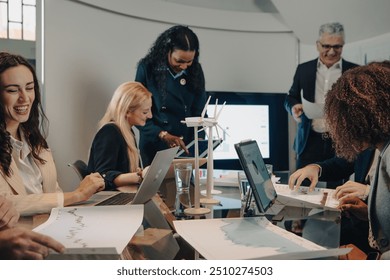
[181,96,226,214]
[199,98,226,204]
[180,96,212,215]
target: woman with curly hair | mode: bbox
[135,25,208,165]
[0,52,105,216]
[324,60,390,259]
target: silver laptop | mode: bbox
[83,146,179,206]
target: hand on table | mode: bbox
[0,227,65,259]
[338,196,368,221]
[333,181,369,200]
[288,164,320,191]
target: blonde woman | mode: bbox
[87,82,152,190]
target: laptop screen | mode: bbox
[235,140,277,213]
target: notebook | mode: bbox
[234,140,277,213]
[83,146,179,206]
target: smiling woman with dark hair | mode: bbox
[0,52,105,216]
[324,60,390,259]
[135,25,208,166]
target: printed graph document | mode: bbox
[274,184,339,211]
[174,217,349,260]
[34,205,143,259]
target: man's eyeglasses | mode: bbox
[318,42,344,51]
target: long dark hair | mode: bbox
[137,25,205,97]
[0,52,49,176]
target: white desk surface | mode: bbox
[174,216,349,260]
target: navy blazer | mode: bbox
[318,148,375,184]
[135,62,208,165]
[284,58,359,156]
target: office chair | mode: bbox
[67,160,89,180]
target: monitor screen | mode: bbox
[208,104,269,158]
[205,91,289,171]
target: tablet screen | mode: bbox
[234,140,277,213]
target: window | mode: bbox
[0,0,36,41]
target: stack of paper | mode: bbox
[34,205,143,259]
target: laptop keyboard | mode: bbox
[95,192,136,206]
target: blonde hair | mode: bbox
[99,81,152,172]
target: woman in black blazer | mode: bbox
[87,82,152,190]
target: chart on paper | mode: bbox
[34,205,143,251]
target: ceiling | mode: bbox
[76,0,390,44]
[163,0,390,44]
[164,0,279,13]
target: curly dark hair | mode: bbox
[0,52,49,176]
[137,25,205,98]
[324,60,390,161]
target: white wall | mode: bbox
[42,0,298,191]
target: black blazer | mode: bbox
[284,58,359,155]
[87,123,132,190]
[319,148,376,184]
[135,62,208,166]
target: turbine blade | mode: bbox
[214,99,218,118]
[201,95,211,118]
[215,125,221,140]
[216,101,226,120]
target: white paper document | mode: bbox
[274,184,339,211]
[301,91,324,119]
[174,217,349,260]
[34,205,143,258]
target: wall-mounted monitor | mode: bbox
[206,91,289,171]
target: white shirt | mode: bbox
[311,59,342,133]
[11,132,44,194]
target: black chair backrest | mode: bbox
[68,160,89,180]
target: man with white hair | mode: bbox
[284,22,359,183]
